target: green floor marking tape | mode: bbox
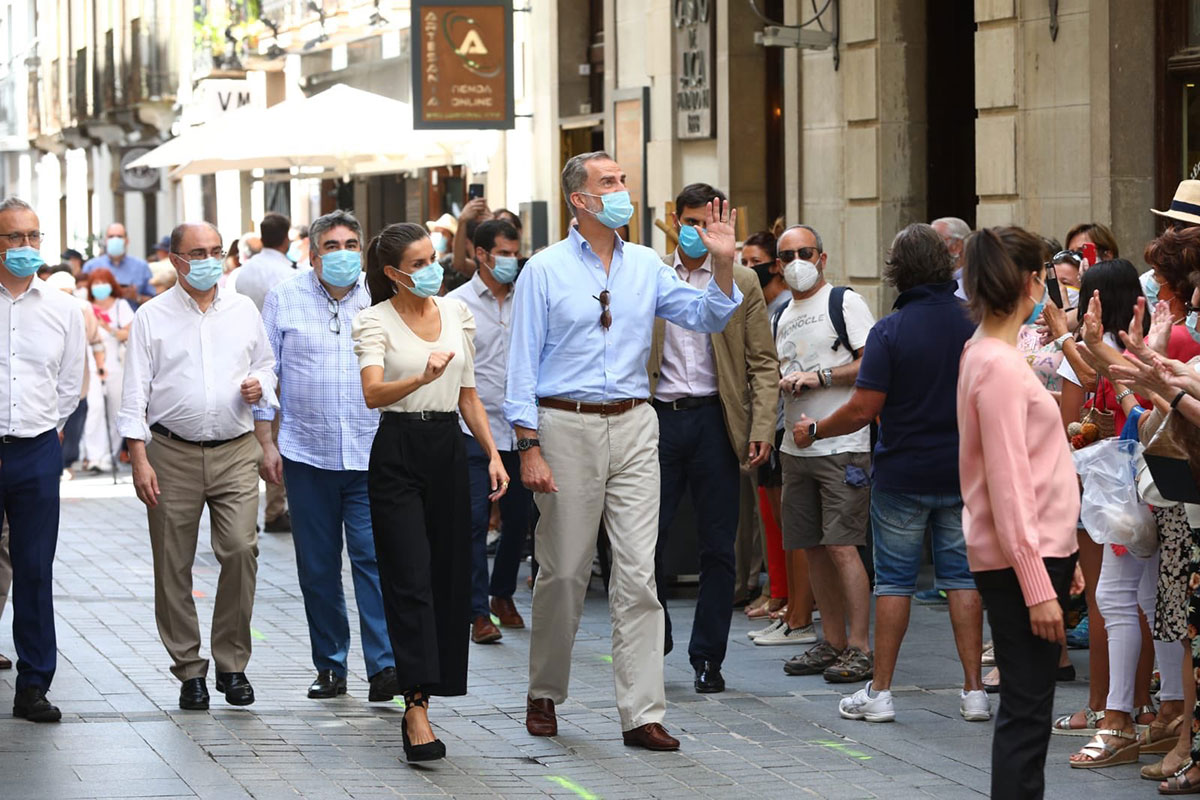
[545,776,599,799]
[812,739,872,760]
[250,628,266,641]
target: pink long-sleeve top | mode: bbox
[957,336,1080,606]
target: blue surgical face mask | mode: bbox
[1141,270,1160,308]
[488,254,519,284]
[91,283,113,301]
[430,232,449,254]
[106,236,126,258]
[287,240,303,263]
[319,249,361,288]
[2,245,44,278]
[181,256,223,291]
[1186,311,1200,345]
[678,224,708,259]
[396,263,444,298]
[581,190,634,229]
[1024,281,1048,326]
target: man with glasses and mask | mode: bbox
[0,197,86,722]
[506,152,742,750]
[447,219,532,646]
[119,222,276,712]
[254,210,396,703]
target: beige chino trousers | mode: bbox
[146,432,261,681]
[528,403,666,731]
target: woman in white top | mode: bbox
[80,267,135,472]
[352,222,508,764]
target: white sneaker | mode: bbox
[838,681,895,722]
[753,622,818,646]
[960,689,991,721]
[747,618,784,640]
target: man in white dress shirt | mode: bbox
[0,197,86,722]
[120,222,276,711]
[446,219,533,645]
[230,212,296,533]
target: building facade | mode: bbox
[535,0,1195,314]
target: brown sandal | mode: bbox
[1161,762,1200,795]
[1141,715,1184,756]
[1145,752,1189,781]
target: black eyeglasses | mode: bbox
[1052,249,1083,266]
[328,298,341,334]
[778,247,819,263]
[1,231,43,246]
[594,290,611,330]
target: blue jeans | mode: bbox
[0,430,61,690]
[465,435,532,618]
[870,489,974,597]
[282,458,393,678]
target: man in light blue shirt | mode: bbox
[254,210,396,703]
[83,222,156,302]
[506,151,742,751]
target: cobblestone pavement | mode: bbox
[0,471,1146,799]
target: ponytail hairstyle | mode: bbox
[365,222,430,305]
[964,226,1050,323]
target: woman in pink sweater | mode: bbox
[957,227,1080,800]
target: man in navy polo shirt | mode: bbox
[791,223,986,724]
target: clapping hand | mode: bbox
[696,198,737,266]
[1080,290,1103,347]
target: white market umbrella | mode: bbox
[130,84,479,177]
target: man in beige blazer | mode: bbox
[647,183,779,693]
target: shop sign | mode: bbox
[412,0,514,130]
[675,0,715,140]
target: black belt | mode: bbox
[0,430,52,444]
[150,423,249,448]
[381,411,458,422]
[652,395,722,412]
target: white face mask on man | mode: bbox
[784,259,820,292]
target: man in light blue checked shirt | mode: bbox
[506,151,742,750]
[254,209,397,703]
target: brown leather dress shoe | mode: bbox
[471,615,503,644]
[622,722,680,751]
[526,696,557,736]
[490,596,525,628]
[0,653,11,670]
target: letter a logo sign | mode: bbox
[457,29,488,55]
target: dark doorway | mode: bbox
[764,0,784,229]
[926,5,976,226]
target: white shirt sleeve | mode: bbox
[843,290,876,351]
[56,302,86,428]
[118,311,154,441]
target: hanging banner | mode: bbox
[412,0,515,130]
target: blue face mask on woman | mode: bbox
[320,249,362,287]
[396,263,444,298]
[580,190,634,229]
[91,283,113,301]
[1024,280,1048,326]
[678,225,708,259]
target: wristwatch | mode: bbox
[516,437,541,451]
[1053,333,1072,351]
[1114,388,1133,403]
[820,368,834,387]
[807,421,820,441]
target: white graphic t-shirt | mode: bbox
[775,283,875,457]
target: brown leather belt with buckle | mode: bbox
[537,397,648,416]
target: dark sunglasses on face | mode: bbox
[777,247,819,263]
